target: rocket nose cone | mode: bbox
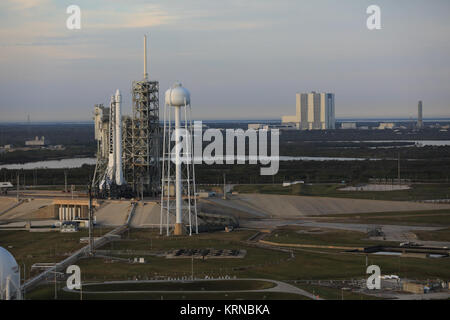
[115,89,121,102]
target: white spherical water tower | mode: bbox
[161,82,198,236]
[0,246,21,300]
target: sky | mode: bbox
[0,0,449,122]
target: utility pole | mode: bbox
[16,172,19,201]
[80,272,83,301]
[397,152,401,184]
[88,184,94,256]
[223,173,226,200]
[54,265,57,300]
[21,263,26,300]
[64,170,68,193]
[191,255,194,280]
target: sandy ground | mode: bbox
[95,201,131,226]
[208,194,450,218]
[0,198,52,220]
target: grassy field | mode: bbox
[318,210,450,227]
[21,228,450,300]
[66,230,450,283]
[293,284,382,300]
[26,284,308,300]
[233,183,450,201]
[414,228,450,242]
[83,280,275,292]
[75,229,289,282]
[0,227,112,280]
[264,226,397,248]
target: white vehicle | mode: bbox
[0,182,13,195]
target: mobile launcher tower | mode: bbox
[92,36,160,198]
[160,82,198,236]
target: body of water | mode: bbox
[0,157,97,170]
[0,155,410,169]
[309,140,450,146]
[1,139,448,169]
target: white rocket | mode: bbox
[101,89,125,189]
[114,89,125,185]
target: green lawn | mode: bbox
[264,227,397,248]
[71,230,450,283]
[82,279,275,292]
[0,227,112,280]
[26,284,308,300]
[2,225,447,301]
[414,228,450,242]
[319,210,450,227]
[293,284,382,300]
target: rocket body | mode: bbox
[106,94,116,182]
[115,89,125,185]
[101,89,125,190]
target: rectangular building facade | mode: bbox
[282,92,335,130]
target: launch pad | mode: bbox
[92,36,160,199]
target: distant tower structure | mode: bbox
[282,92,335,130]
[417,100,423,129]
[92,104,109,189]
[130,35,160,197]
[161,82,198,236]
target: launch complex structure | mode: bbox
[92,36,160,198]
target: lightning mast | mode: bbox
[130,35,160,197]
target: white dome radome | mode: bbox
[0,246,20,300]
[165,82,190,107]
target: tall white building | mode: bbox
[282,92,335,130]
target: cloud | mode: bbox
[85,5,177,29]
[0,0,50,11]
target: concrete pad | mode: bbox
[0,199,52,220]
[209,194,450,218]
[130,202,174,228]
[0,198,17,214]
[95,201,131,226]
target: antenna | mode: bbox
[144,35,148,80]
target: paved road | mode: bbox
[63,278,321,300]
[366,291,450,300]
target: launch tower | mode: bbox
[130,36,161,197]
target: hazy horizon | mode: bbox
[1,0,449,122]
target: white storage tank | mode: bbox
[165,82,190,106]
[0,246,21,300]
